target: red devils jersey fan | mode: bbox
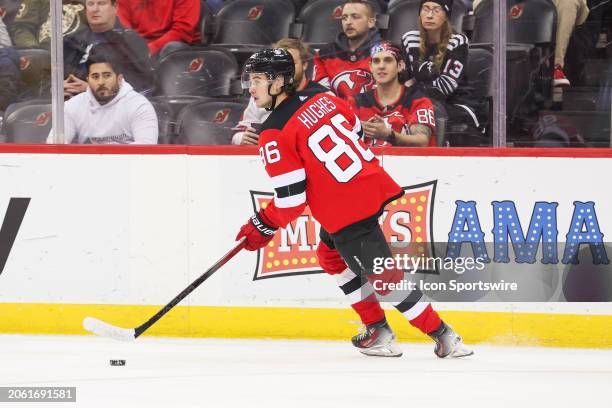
[236,48,473,359]
[350,41,437,147]
[312,0,380,100]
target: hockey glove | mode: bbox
[236,211,278,251]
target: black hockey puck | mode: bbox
[109,360,126,366]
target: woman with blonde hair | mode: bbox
[402,0,483,145]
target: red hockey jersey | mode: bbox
[258,88,403,234]
[350,86,437,146]
[312,31,381,100]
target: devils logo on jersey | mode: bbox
[365,111,410,146]
[188,57,204,73]
[213,109,231,124]
[331,70,375,99]
[248,6,263,20]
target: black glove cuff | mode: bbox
[251,211,277,236]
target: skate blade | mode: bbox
[449,345,474,358]
[358,342,403,358]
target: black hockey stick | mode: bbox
[83,238,246,341]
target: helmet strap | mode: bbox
[266,81,283,111]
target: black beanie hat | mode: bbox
[419,0,453,16]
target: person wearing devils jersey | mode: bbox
[312,0,379,100]
[236,48,473,359]
[402,0,486,146]
[350,41,437,147]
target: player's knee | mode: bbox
[316,241,347,275]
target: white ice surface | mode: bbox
[0,335,610,408]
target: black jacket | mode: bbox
[63,20,154,92]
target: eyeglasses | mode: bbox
[421,5,444,15]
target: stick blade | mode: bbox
[83,317,136,342]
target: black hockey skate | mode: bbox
[429,322,474,358]
[352,319,402,357]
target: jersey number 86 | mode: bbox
[260,114,374,183]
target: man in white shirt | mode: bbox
[48,43,158,144]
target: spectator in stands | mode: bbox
[0,8,11,48]
[47,44,158,144]
[232,38,330,145]
[312,0,380,100]
[0,0,23,33]
[402,0,482,146]
[63,0,153,99]
[0,8,20,112]
[473,0,590,87]
[552,0,590,86]
[10,0,87,49]
[117,0,200,58]
[0,5,12,46]
[350,41,437,146]
[0,45,20,111]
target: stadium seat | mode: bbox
[16,49,51,99]
[153,47,239,97]
[472,0,556,45]
[472,0,557,121]
[148,100,174,144]
[211,0,295,63]
[439,47,493,146]
[287,0,308,14]
[199,0,215,44]
[1,102,52,143]
[384,0,469,44]
[294,0,383,48]
[175,100,247,145]
[149,95,210,120]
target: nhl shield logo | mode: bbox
[248,6,263,20]
[250,181,437,280]
[213,109,231,124]
[36,112,51,127]
[188,57,204,73]
[509,4,524,19]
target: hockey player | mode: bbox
[232,37,330,146]
[402,0,485,146]
[350,41,437,146]
[236,48,472,358]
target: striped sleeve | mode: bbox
[401,30,421,80]
[270,168,307,209]
[259,129,308,229]
[430,34,469,98]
